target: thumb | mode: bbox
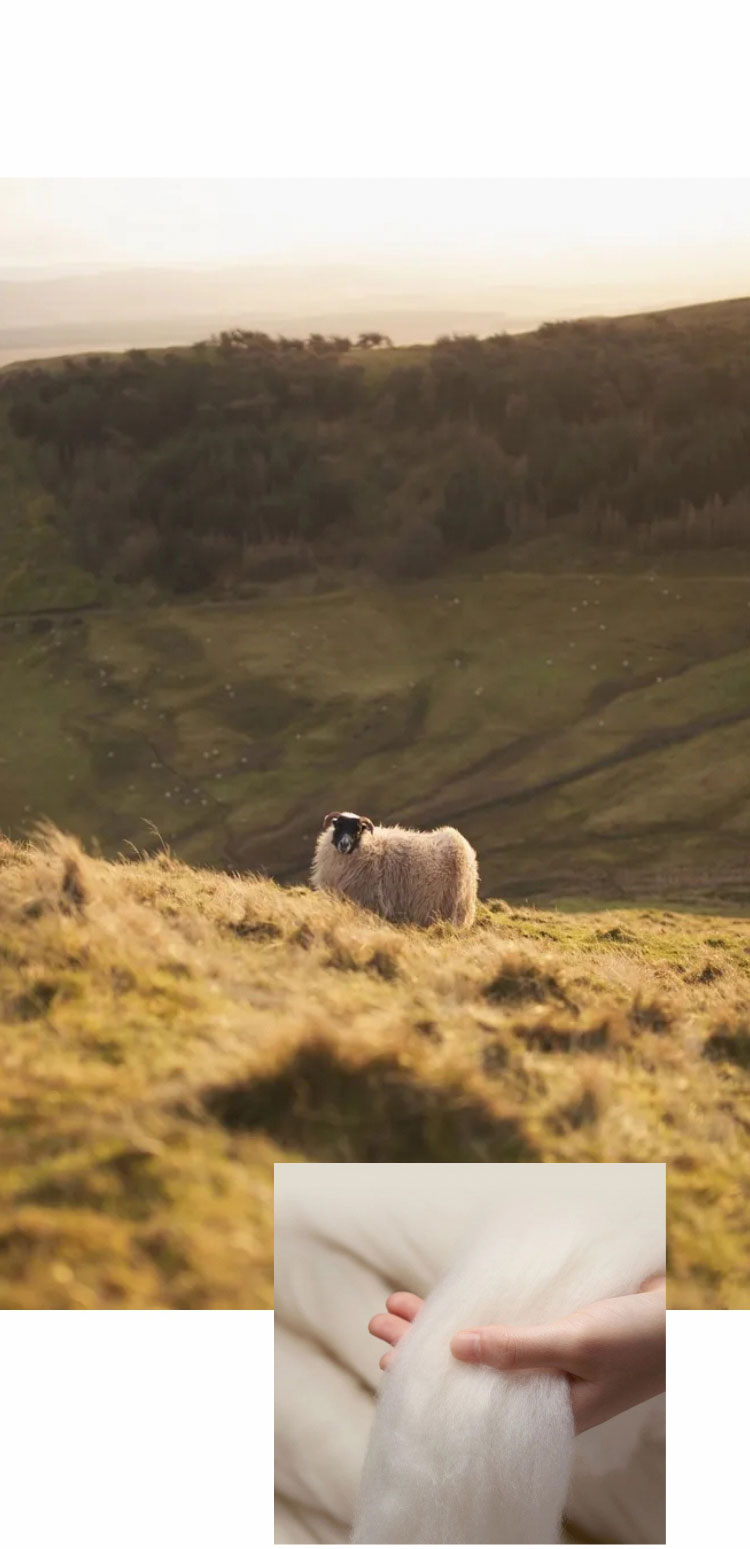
[450,1319,583,1374]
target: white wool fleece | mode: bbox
[311,823,478,928]
[352,1179,664,1545]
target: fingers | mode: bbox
[369,1292,423,1348]
[385,1291,423,1322]
[450,1319,586,1376]
[369,1292,425,1373]
[368,1312,412,1348]
[369,1314,408,1371]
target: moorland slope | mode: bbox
[1,567,750,901]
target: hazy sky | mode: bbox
[2,178,750,300]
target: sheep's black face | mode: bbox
[326,812,373,855]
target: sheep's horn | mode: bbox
[361,816,374,832]
[322,812,342,829]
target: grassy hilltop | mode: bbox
[0,827,748,1310]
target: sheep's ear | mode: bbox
[322,812,341,830]
[360,816,374,833]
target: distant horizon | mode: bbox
[1,265,749,372]
[0,178,748,367]
[0,275,748,372]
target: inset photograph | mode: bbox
[274,1161,666,1545]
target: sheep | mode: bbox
[310,811,478,927]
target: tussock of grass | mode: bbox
[703,1025,750,1069]
[630,994,674,1033]
[513,1013,616,1055]
[0,826,749,1307]
[203,1042,533,1164]
[484,949,572,1008]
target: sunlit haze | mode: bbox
[1,178,749,362]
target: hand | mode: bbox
[450,1273,666,1433]
[369,1276,666,1433]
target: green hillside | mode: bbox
[1,565,749,902]
[1,297,750,900]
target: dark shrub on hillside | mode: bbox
[241,542,314,581]
[374,515,445,580]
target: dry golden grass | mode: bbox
[1,827,748,1308]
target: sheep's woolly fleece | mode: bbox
[353,1169,664,1545]
[311,821,478,927]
